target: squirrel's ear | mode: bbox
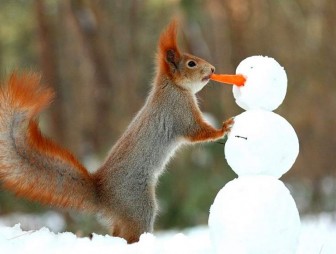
[158,20,181,74]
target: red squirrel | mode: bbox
[0,21,233,243]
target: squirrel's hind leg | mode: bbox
[110,212,154,244]
[106,193,156,243]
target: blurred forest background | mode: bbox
[0,0,335,235]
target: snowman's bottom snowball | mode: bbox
[208,176,300,254]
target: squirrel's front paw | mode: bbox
[222,117,234,134]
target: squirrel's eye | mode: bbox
[187,60,197,68]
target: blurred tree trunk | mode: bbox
[35,0,66,143]
[64,0,115,154]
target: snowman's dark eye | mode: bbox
[187,60,197,68]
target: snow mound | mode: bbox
[209,176,300,254]
[0,224,211,254]
[0,213,335,254]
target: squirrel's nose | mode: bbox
[211,67,215,73]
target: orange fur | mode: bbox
[0,72,96,211]
[157,20,181,77]
[3,73,87,176]
[187,117,234,142]
[27,120,90,177]
[5,73,54,117]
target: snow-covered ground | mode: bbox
[0,212,335,254]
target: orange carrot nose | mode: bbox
[210,74,246,87]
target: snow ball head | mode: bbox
[233,56,287,111]
[225,110,299,178]
[209,176,301,254]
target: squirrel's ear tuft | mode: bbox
[157,20,181,75]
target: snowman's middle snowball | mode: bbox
[225,110,299,178]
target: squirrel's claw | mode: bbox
[222,117,235,134]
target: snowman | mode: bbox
[208,56,301,254]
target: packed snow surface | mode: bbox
[208,176,300,254]
[225,110,299,178]
[0,212,335,254]
[233,55,287,111]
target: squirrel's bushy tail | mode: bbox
[0,73,98,212]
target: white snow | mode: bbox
[224,109,299,178]
[233,56,287,111]
[0,213,335,254]
[209,55,302,253]
[208,176,300,254]
[0,211,65,232]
